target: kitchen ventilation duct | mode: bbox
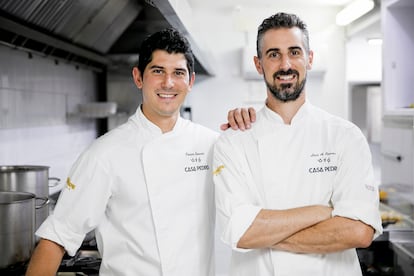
[0,0,213,75]
[0,0,142,70]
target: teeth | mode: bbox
[159,94,174,98]
[279,75,294,80]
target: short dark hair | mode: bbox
[256,12,310,58]
[138,28,195,79]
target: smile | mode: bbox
[277,74,295,81]
[158,93,176,98]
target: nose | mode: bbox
[162,74,174,88]
[279,55,291,71]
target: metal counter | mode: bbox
[368,188,414,276]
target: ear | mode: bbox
[132,67,143,89]
[253,56,263,75]
[306,50,314,70]
[188,72,196,90]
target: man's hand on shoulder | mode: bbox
[220,107,256,131]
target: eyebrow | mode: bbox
[149,65,164,70]
[265,46,302,55]
[148,65,187,73]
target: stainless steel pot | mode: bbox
[0,191,36,269]
[0,165,59,231]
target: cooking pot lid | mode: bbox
[0,191,36,204]
[0,165,50,173]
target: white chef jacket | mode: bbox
[213,102,383,276]
[36,106,218,276]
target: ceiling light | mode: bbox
[336,0,375,26]
[367,38,382,46]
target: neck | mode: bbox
[141,105,179,133]
[156,116,178,133]
[266,92,306,124]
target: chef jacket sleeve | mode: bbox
[36,147,112,256]
[330,125,383,239]
[213,134,262,252]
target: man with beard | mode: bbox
[213,12,382,276]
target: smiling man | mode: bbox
[213,12,383,276]
[25,28,253,276]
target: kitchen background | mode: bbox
[0,0,413,275]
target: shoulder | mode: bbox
[183,119,220,141]
[308,104,367,145]
[310,104,358,130]
[218,107,268,139]
[85,119,136,158]
[215,113,265,150]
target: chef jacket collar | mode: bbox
[263,101,310,126]
[131,105,185,135]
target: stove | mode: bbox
[0,261,29,276]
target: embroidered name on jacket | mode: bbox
[308,151,338,174]
[184,151,210,173]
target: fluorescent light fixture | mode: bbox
[367,38,382,46]
[336,0,375,26]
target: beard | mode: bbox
[264,69,306,102]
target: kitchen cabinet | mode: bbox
[381,0,414,115]
[381,115,414,202]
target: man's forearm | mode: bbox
[272,216,375,254]
[25,238,65,276]
[237,205,332,249]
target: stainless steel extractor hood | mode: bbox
[0,0,213,75]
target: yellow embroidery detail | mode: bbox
[213,165,225,176]
[66,177,76,190]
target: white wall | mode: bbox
[344,10,382,131]
[0,46,99,194]
[346,35,381,83]
[107,72,142,130]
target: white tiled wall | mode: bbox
[0,45,99,194]
[106,73,142,130]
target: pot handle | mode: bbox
[48,177,61,187]
[35,197,50,209]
